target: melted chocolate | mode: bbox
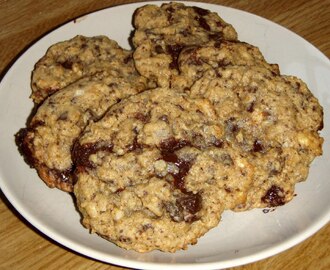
[159,138,192,192]
[15,128,35,168]
[159,138,203,223]
[165,193,202,223]
[72,142,113,168]
[134,112,150,123]
[196,16,211,31]
[166,44,184,70]
[261,185,286,207]
[177,193,202,216]
[192,6,210,16]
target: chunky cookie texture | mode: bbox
[17,1,324,253]
[173,40,280,89]
[73,89,254,252]
[31,35,138,104]
[20,72,147,192]
[132,2,238,87]
[189,66,323,210]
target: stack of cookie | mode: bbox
[17,2,323,252]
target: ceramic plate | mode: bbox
[0,1,329,269]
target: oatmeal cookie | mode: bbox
[172,40,279,89]
[19,72,147,192]
[189,66,323,210]
[73,88,254,252]
[31,35,137,103]
[132,2,238,87]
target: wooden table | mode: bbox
[0,0,329,269]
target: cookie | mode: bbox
[73,88,254,252]
[189,66,323,210]
[172,40,280,89]
[133,2,238,46]
[132,2,238,87]
[19,71,147,192]
[31,35,137,104]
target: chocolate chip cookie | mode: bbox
[189,66,323,210]
[132,2,238,87]
[31,35,137,103]
[73,88,254,252]
[172,39,280,89]
[19,71,147,192]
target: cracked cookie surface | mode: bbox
[132,2,238,87]
[189,66,323,210]
[31,35,137,103]
[73,88,254,252]
[20,71,147,192]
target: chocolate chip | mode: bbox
[173,159,191,191]
[177,193,202,216]
[60,60,73,69]
[225,187,232,193]
[159,138,192,192]
[164,201,182,222]
[166,44,184,70]
[72,142,113,168]
[318,118,324,131]
[165,193,202,223]
[246,101,255,113]
[261,185,286,207]
[253,140,264,153]
[196,16,211,31]
[165,6,175,13]
[216,21,224,28]
[192,6,210,16]
[15,128,35,168]
[134,112,150,123]
[160,151,191,191]
[155,45,165,54]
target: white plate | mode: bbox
[0,1,329,269]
